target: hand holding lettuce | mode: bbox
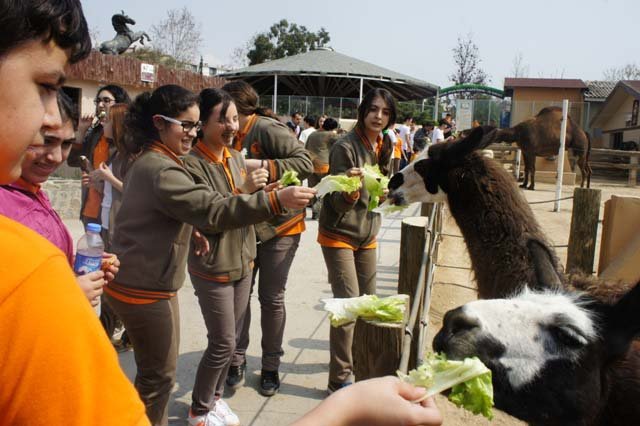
[322,294,408,327]
[398,353,494,420]
[313,164,390,211]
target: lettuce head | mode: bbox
[279,170,301,186]
[322,294,408,327]
[314,174,362,198]
[398,353,494,419]
[363,164,390,211]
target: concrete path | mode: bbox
[65,204,421,425]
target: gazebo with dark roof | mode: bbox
[221,47,438,112]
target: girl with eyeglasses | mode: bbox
[105,85,313,425]
[67,84,131,229]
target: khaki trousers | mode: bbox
[190,274,251,414]
[233,234,300,371]
[321,246,377,383]
[105,293,180,426]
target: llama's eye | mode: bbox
[550,325,589,349]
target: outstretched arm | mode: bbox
[291,376,442,426]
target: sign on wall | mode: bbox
[141,63,155,83]
[456,99,473,131]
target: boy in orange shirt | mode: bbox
[0,1,148,424]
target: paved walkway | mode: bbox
[65,204,421,425]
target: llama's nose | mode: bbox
[434,307,480,353]
[387,190,405,206]
[388,172,403,190]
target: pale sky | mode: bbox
[82,0,638,88]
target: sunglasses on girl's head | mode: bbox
[154,114,202,133]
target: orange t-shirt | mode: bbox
[82,135,110,219]
[0,215,149,425]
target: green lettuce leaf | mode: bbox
[363,164,390,211]
[279,170,301,186]
[398,353,494,420]
[373,199,411,215]
[314,174,362,198]
[322,294,408,327]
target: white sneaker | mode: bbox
[187,409,225,426]
[213,399,240,426]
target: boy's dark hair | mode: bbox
[57,90,79,131]
[0,0,91,63]
[403,115,414,122]
[322,117,338,131]
[97,84,131,105]
[438,118,449,127]
[291,111,302,118]
[356,88,397,131]
[303,115,315,126]
[124,84,198,154]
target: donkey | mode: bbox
[433,279,640,426]
[387,126,564,299]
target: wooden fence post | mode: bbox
[353,319,405,381]
[398,216,430,369]
[398,216,429,304]
[629,156,638,187]
[567,187,601,274]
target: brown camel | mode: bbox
[491,106,592,190]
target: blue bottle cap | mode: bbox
[87,223,102,233]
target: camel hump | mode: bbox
[536,106,562,117]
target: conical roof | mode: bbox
[222,48,437,100]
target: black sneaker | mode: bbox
[226,362,246,390]
[327,380,352,395]
[259,370,280,396]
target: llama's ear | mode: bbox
[527,239,563,290]
[604,282,640,358]
[451,126,486,158]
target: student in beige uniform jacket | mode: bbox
[106,85,310,426]
[317,88,397,394]
[222,81,313,396]
[183,89,315,426]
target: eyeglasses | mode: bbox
[94,97,116,105]
[154,114,202,133]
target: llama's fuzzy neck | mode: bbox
[443,153,550,298]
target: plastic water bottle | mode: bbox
[74,223,104,316]
[73,223,104,275]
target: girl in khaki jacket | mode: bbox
[318,88,396,394]
[222,81,314,396]
[107,85,313,426]
[183,89,315,426]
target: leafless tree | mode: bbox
[603,63,640,81]
[449,33,490,86]
[226,42,250,70]
[150,7,203,66]
[510,52,529,78]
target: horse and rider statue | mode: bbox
[99,11,151,55]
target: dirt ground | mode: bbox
[424,177,640,425]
